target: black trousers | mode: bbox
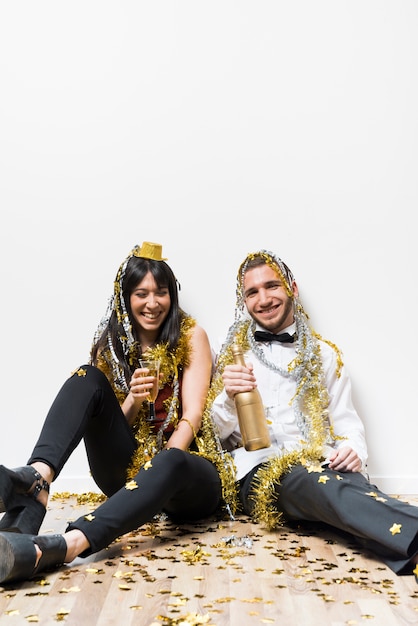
[240,463,418,574]
[28,365,222,555]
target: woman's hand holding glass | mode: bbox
[137,359,161,422]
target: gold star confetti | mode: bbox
[125,480,139,490]
[149,613,214,625]
[84,513,95,522]
[318,475,330,484]
[72,367,87,377]
[365,491,387,503]
[5,492,418,624]
[56,609,70,619]
[144,460,153,470]
[305,462,324,473]
[389,523,402,535]
[59,586,81,593]
[113,570,135,580]
[85,567,101,574]
[241,597,263,604]
[181,546,211,564]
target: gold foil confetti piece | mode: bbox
[113,570,134,580]
[25,591,49,598]
[118,585,132,591]
[76,492,107,505]
[241,597,263,604]
[129,605,143,611]
[25,616,39,623]
[72,367,87,377]
[318,475,330,484]
[168,599,187,607]
[85,567,103,574]
[5,610,19,616]
[144,460,153,470]
[215,597,235,604]
[413,564,418,576]
[389,523,402,535]
[125,480,138,490]
[180,546,211,563]
[336,474,343,480]
[59,586,80,593]
[305,463,324,473]
[84,513,95,522]
[56,609,70,618]
[361,615,375,620]
[149,613,214,625]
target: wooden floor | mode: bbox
[1,494,418,626]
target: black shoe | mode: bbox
[0,532,67,585]
[0,496,46,534]
[0,465,50,513]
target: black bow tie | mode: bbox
[254,330,296,344]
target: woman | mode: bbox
[0,242,236,585]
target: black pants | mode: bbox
[240,463,418,574]
[28,365,222,555]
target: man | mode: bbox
[208,249,418,576]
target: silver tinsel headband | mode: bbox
[93,242,168,357]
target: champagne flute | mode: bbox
[139,359,161,422]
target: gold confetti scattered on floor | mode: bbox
[1,494,417,625]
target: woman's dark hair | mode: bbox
[91,257,185,379]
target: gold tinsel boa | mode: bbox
[97,314,238,519]
[206,318,344,530]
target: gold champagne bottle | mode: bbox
[231,344,271,451]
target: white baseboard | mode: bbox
[49,474,418,497]
[50,475,102,495]
[369,475,418,495]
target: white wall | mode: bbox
[0,1,416,495]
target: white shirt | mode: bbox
[211,325,368,481]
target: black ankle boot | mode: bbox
[0,465,50,513]
[0,532,67,584]
[0,497,46,535]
